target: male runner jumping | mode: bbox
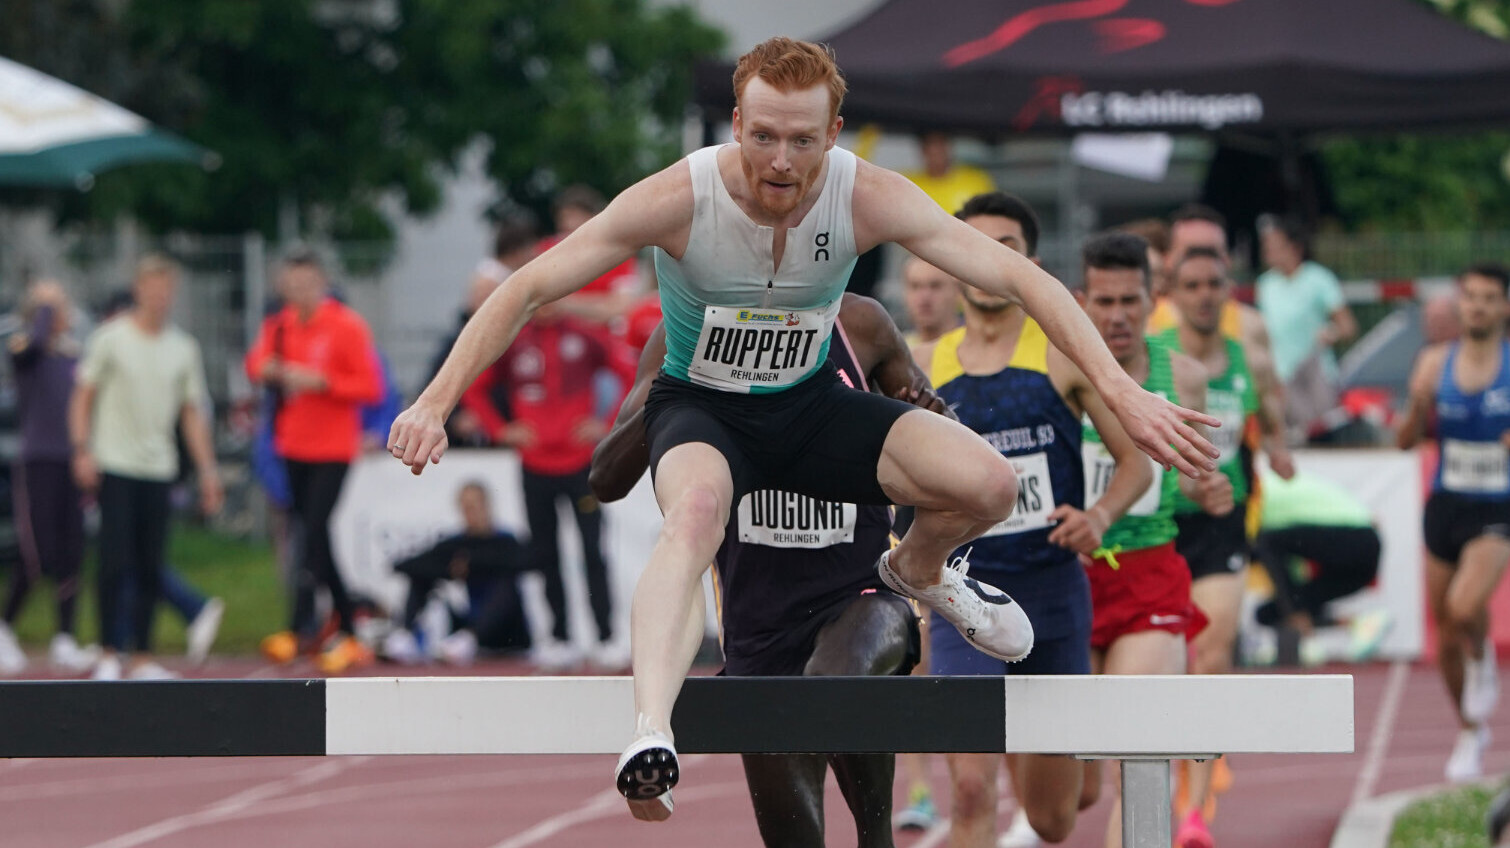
[591,294,936,847]
[388,38,1218,820]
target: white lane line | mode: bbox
[486,778,748,848]
[0,761,324,802]
[76,758,367,848]
[910,818,952,848]
[1351,660,1410,806]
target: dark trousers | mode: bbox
[97,473,171,652]
[402,573,532,652]
[285,460,356,636]
[522,468,612,643]
[1254,524,1382,623]
[6,460,84,633]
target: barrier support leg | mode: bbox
[1121,758,1171,848]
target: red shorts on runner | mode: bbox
[1088,541,1208,651]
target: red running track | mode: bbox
[0,658,1499,848]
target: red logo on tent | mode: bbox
[943,0,1244,68]
[1013,77,1084,131]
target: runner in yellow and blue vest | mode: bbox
[914,194,1152,846]
[1077,231,1237,848]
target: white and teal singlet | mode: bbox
[654,144,859,394]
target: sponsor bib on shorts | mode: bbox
[980,452,1057,537]
[1442,438,1510,494]
[690,305,832,391]
[1081,443,1160,517]
[1206,388,1246,464]
[736,490,857,548]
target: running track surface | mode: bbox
[0,657,1497,848]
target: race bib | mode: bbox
[689,305,834,391]
[1206,389,1246,464]
[1442,438,1510,494]
[737,490,857,549]
[1081,443,1160,517]
[980,452,1057,537]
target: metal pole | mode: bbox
[1121,759,1172,848]
[243,231,265,348]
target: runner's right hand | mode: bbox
[388,403,450,476]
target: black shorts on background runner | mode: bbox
[1424,490,1510,564]
[643,360,913,506]
[1175,501,1251,580]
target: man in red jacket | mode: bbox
[245,247,382,674]
[462,301,636,670]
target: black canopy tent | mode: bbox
[693,0,1510,227]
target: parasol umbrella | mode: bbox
[0,55,215,191]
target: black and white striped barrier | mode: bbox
[0,675,1352,848]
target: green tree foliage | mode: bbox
[1321,0,1510,231]
[0,0,723,242]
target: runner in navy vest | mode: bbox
[912,194,1152,847]
[388,38,1219,820]
[1399,262,1510,783]
[591,293,938,848]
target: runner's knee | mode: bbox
[1028,804,1077,844]
[958,463,1018,523]
[660,485,727,554]
[949,769,996,821]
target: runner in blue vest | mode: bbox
[1399,262,1510,783]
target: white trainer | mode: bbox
[49,633,100,673]
[1464,639,1500,724]
[877,548,1033,662]
[128,660,181,681]
[0,622,27,675]
[186,597,225,665]
[91,654,123,681]
[615,731,678,822]
[532,640,583,673]
[438,630,478,666]
[1446,725,1491,783]
[997,807,1042,848]
[382,628,425,665]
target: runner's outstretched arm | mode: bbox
[389,164,692,474]
[852,162,1220,479]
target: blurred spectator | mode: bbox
[95,288,224,667]
[432,214,539,447]
[461,303,634,670]
[1116,218,1171,290]
[0,280,95,675]
[70,255,223,680]
[1257,215,1358,435]
[245,247,381,674]
[1423,289,1462,345]
[899,254,960,349]
[542,185,643,326]
[901,130,996,214]
[1252,468,1386,666]
[380,481,531,666]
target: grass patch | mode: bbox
[1389,784,1495,848]
[8,524,286,656]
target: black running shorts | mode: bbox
[1424,490,1510,565]
[1175,501,1251,581]
[643,360,914,506]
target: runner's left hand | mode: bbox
[1047,504,1106,555]
[1109,387,1220,480]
